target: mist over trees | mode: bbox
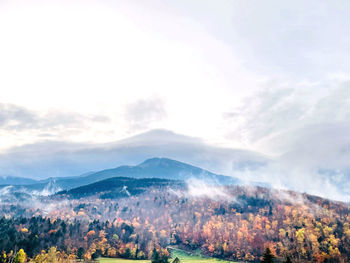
[0,183,349,262]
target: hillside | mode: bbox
[57,177,184,199]
[1,182,349,262]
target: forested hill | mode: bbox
[57,177,184,199]
[0,183,349,263]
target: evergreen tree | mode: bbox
[91,251,99,261]
[77,247,85,261]
[161,254,169,263]
[261,248,274,263]
[124,248,131,259]
[151,248,160,263]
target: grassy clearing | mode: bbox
[170,248,238,263]
[98,258,149,263]
[99,248,238,263]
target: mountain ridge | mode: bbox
[0,157,241,198]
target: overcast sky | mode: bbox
[1,0,350,200]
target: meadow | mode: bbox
[98,248,238,263]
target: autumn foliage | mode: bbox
[0,185,349,262]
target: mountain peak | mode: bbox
[137,157,191,168]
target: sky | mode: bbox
[1,0,350,200]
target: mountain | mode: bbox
[0,129,267,179]
[49,157,240,189]
[0,129,348,201]
[55,157,244,199]
[0,157,241,198]
[73,157,240,187]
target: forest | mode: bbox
[0,182,349,263]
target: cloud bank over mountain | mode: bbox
[0,130,267,179]
[0,129,348,201]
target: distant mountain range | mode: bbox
[0,157,242,200]
[0,176,37,185]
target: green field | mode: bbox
[99,248,238,263]
[99,258,149,263]
[169,248,237,263]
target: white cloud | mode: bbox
[124,97,166,132]
[222,78,350,201]
[186,178,232,200]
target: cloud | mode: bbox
[0,127,348,201]
[0,129,267,180]
[224,78,350,152]
[270,122,350,200]
[186,178,232,200]
[0,103,37,130]
[0,103,109,132]
[0,103,110,146]
[222,78,350,201]
[124,97,166,132]
[223,87,306,145]
[0,0,262,149]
